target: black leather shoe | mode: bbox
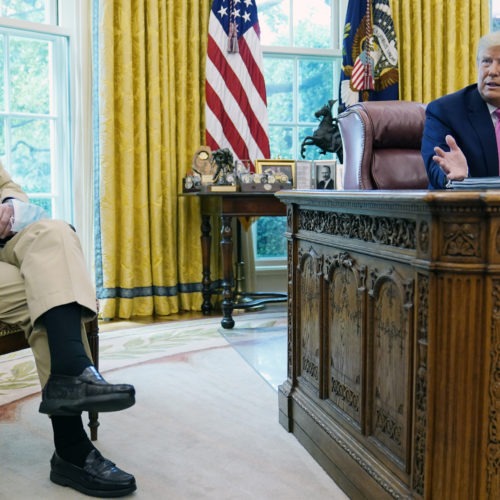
[50,449,137,497]
[39,366,135,416]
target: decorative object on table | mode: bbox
[234,159,251,178]
[192,146,213,176]
[183,145,214,192]
[314,159,337,190]
[295,160,315,189]
[191,145,216,186]
[240,159,294,192]
[209,148,239,192]
[299,100,343,163]
[183,173,203,192]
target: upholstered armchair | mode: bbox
[0,316,100,440]
[338,101,428,190]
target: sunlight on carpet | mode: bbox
[220,319,286,390]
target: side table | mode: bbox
[194,192,287,328]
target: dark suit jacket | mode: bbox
[317,178,334,190]
[421,83,498,189]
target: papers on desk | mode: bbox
[447,177,500,189]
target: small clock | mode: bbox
[192,146,213,175]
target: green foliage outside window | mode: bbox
[0,34,53,214]
[0,1,66,218]
[260,0,339,160]
[255,216,287,258]
[255,1,339,261]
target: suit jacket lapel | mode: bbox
[467,89,497,176]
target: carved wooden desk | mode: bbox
[196,192,286,329]
[276,189,500,500]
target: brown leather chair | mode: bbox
[338,101,428,190]
[0,317,100,441]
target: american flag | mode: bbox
[205,0,270,167]
[350,0,374,92]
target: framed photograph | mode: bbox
[255,159,295,187]
[314,159,337,190]
[295,160,315,189]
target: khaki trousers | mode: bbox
[0,219,96,386]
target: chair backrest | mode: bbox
[338,101,428,190]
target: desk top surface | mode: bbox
[182,191,283,198]
[276,188,500,205]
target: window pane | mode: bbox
[10,117,51,192]
[293,0,332,48]
[269,125,293,159]
[265,57,293,123]
[255,216,287,259]
[0,117,4,155]
[0,35,3,110]
[0,14,71,221]
[258,0,343,263]
[493,0,500,30]
[0,0,51,24]
[10,36,50,114]
[259,0,291,46]
[298,59,334,122]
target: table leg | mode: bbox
[220,214,235,329]
[200,214,212,315]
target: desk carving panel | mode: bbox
[276,190,500,499]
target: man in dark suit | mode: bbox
[422,32,500,189]
[317,165,335,189]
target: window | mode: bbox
[0,0,72,221]
[260,0,345,161]
[492,0,500,30]
[254,0,346,265]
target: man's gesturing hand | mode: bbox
[433,135,469,182]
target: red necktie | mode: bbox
[495,109,500,175]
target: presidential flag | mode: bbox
[205,0,270,168]
[339,0,399,112]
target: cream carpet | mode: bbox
[0,313,348,499]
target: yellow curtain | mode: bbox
[95,0,211,319]
[391,0,490,103]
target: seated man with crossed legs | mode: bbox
[0,163,137,497]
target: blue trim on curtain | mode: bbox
[98,283,203,300]
[92,0,104,295]
[91,1,202,303]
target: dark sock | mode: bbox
[51,415,95,467]
[41,302,92,376]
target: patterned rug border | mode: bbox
[0,311,286,409]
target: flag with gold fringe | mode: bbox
[339,0,399,112]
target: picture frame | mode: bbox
[295,160,315,189]
[255,159,296,187]
[313,159,337,190]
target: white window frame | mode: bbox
[0,11,73,222]
[254,0,347,271]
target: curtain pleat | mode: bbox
[94,0,211,319]
[391,0,489,103]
